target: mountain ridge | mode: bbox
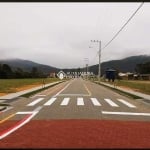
[0,55,150,75]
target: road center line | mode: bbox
[53,80,74,97]
[0,113,16,124]
[83,84,91,96]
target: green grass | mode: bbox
[0,78,60,93]
[95,82,142,99]
[90,77,150,98]
[21,81,63,98]
[105,80,150,95]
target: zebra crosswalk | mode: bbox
[104,99,119,107]
[27,97,137,109]
[60,98,70,106]
[91,98,101,106]
[43,98,57,106]
[27,98,44,106]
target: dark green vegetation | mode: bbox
[0,58,59,78]
[135,61,150,74]
[0,63,57,79]
[1,55,150,78]
[88,55,150,75]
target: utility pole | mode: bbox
[98,40,101,82]
[84,58,89,80]
[91,40,101,82]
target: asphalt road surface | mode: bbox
[0,78,150,148]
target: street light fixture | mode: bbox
[90,40,101,82]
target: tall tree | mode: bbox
[135,62,150,74]
[1,64,13,78]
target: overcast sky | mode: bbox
[0,2,150,69]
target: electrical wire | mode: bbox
[102,2,144,50]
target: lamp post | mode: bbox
[90,40,101,82]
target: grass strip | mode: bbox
[93,81,142,99]
[21,81,65,98]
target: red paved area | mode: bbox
[0,119,150,148]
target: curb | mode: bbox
[0,80,67,100]
[92,80,150,100]
[0,106,7,111]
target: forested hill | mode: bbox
[0,58,59,74]
[0,55,150,77]
[89,55,150,75]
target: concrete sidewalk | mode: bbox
[0,80,65,100]
[95,81,150,101]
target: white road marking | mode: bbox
[83,84,91,96]
[117,99,136,108]
[0,106,43,140]
[2,106,13,113]
[16,112,33,114]
[102,111,150,116]
[104,99,119,107]
[44,97,57,106]
[53,80,74,97]
[58,94,90,96]
[60,98,70,105]
[91,98,101,106]
[77,98,84,105]
[27,98,44,106]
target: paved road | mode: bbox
[0,78,150,148]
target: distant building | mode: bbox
[49,72,56,78]
[105,69,116,82]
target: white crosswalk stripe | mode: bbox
[77,97,84,105]
[91,98,101,106]
[27,98,44,106]
[104,99,119,107]
[117,99,136,108]
[44,97,57,106]
[27,97,137,109]
[60,98,70,105]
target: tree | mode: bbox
[135,62,150,74]
[1,64,13,78]
[31,67,39,78]
[14,68,24,78]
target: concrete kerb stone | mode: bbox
[0,80,65,100]
[0,106,7,111]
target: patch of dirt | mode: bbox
[14,84,42,92]
[118,86,140,92]
[0,93,7,96]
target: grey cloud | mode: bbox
[0,2,150,68]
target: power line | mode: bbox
[102,2,144,50]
